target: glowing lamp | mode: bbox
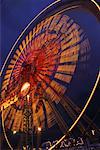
[13,131,17,134]
[21,82,30,96]
[38,127,41,132]
[27,94,30,100]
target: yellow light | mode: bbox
[27,94,30,100]
[13,131,17,134]
[21,82,30,96]
[38,127,41,132]
[21,82,30,92]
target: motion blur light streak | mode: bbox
[49,71,100,150]
[91,0,100,11]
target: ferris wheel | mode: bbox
[0,0,100,149]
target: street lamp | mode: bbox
[21,82,30,97]
[13,131,17,134]
[38,127,42,132]
[20,82,32,149]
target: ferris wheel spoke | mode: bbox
[60,98,86,134]
[65,96,99,132]
[44,92,68,133]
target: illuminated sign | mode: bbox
[41,137,84,149]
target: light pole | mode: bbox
[21,82,33,150]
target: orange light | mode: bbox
[27,94,30,99]
[21,82,30,96]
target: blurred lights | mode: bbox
[21,82,30,92]
[27,94,30,100]
[21,82,30,96]
[38,127,41,132]
[13,131,17,134]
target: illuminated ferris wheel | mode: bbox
[0,0,100,149]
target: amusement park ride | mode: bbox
[0,0,100,149]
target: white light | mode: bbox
[13,131,17,134]
[21,82,30,92]
[27,94,30,100]
[21,82,30,96]
[38,127,41,132]
[91,130,95,135]
[1,106,4,111]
